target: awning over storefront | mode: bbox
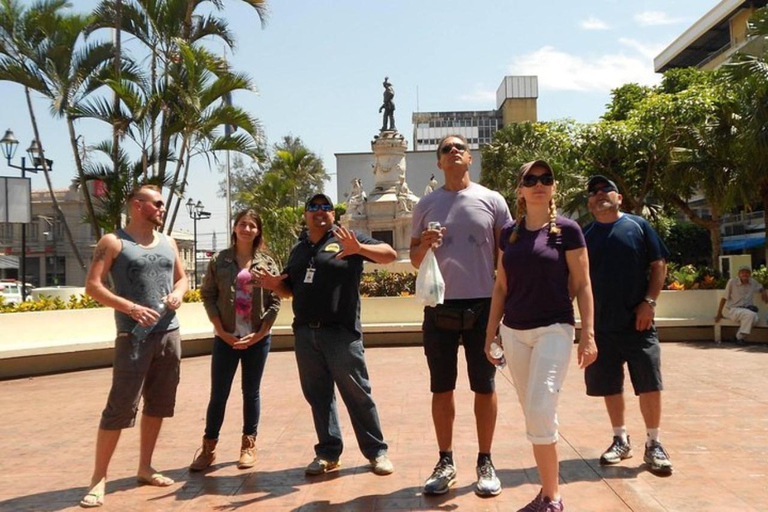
[722,236,766,252]
[0,255,19,269]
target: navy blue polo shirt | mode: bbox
[283,229,382,337]
[583,214,669,332]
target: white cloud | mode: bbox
[459,85,496,103]
[509,45,661,93]
[581,16,609,30]
[634,11,687,26]
[618,38,666,60]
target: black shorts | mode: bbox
[585,327,663,397]
[422,298,495,394]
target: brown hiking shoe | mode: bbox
[238,434,257,469]
[190,437,217,471]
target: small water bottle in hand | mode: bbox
[428,221,442,248]
[131,301,168,342]
[489,337,506,370]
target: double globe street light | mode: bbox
[186,198,210,289]
[0,129,53,301]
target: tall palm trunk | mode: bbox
[67,117,100,237]
[111,0,122,190]
[25,88,87,271]
[166,152,192,233]
[162,135,188,232]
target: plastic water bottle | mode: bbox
[428,221,442,247]
[131,301,168,342]
[489,339,506,370]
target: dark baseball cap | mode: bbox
[305,193,334,210]
[519,159,555,181]
[587,175,619,194]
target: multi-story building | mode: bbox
[411,76,538,152]
[654,0,767,73]
[654,0,768,263]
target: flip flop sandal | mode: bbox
[79,491,104,508]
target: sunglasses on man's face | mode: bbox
[440,142,467,154]
[521,174,554,187]
[588,184,617,196]
[306,203,333,212]
[139,199,165,209]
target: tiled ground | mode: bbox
[0,341,766,511]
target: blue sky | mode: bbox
[0,0,715,249]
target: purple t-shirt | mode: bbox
[412,182,511,299]
[500,215,585,330]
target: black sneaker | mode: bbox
[644,440,673,475]
[599,436,633,465]
[423,458,457,495]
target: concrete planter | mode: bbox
[2,291,765,379]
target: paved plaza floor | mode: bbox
[0,341,766,511]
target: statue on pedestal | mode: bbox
[423,174,438,196]
[396,175,415,215]
[379,76,396,132]
[347,177,367,216]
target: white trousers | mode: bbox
[723,307,759,336]
[500,323,574,445]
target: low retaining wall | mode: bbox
[1,291,765,379]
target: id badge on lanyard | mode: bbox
[304,258,316,284]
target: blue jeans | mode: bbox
[204,335,271,439]
[294,325,388,461]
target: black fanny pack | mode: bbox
[742,305,759,313]
[432,302,485,331]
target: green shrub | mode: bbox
[360,270,415,297]
[665,263,728,290]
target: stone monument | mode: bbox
[342,77,419,263]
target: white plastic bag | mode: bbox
[415,248,445,307]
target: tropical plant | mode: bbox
[724,5,768,262]
[0,0,88,270]
[480,120,582,217]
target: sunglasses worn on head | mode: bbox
[140,199,165,208]
[521,174,554,187]
[306,203,333,212]
[589,184,617,196]
[440,142,467,154]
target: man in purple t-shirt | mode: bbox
[410,134,511,497]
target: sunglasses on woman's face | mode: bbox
[440,142,467,154]
[306,203,333,212]
[521,174,554,187]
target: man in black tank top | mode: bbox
[79,185,188,508]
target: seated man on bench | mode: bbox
[715,266,768,344]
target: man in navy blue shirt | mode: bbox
[582,176,673,476]
[257,193,397,477]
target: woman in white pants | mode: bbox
[485,160,596,512]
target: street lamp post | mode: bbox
[0,129,53,301]
[186,198,211,289]
[40,215,58,286]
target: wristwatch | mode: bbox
[643,297,657,308]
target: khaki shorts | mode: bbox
[100,329,181,430]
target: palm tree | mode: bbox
[724,5,768,261]
[663,84,747,263]
[75,140,168,230]
[88,0,269,183]
[160,40,263,232]
[269,135,328,208]
[0,0,88,270]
